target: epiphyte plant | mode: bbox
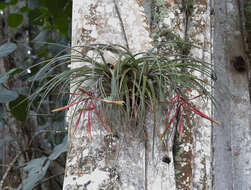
[160,90,219,140]
[29,43,218,140]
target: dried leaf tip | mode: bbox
[213,120,220,125]
[101,99,125,105]
[51,107,66,112]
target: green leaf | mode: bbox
[0,89,18,103]
[9,68,22,75]
[48,137,67,160]
[7,0,17,5]
[20,6,30,12]
[28,8,48,26]
[39,0,69,17]
[8,13,23,27]
[0,68,22,83]
[54,14,68,34]
[9,95,28,121]
[0,42,17,58]
[0,2,5,10]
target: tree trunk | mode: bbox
[63,0,176,189]
[151,0,212,189]
[213,0,251,189]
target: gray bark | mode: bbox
[213,0,251,189]
[151,0,213,189]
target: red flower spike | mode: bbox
[90,101,111,133]
[52,98,90,112]
[73,99,89,133]
[185,94,202,101]
[160,105,180,140]
[184,101,220,124]
[81,106,95,111]
[65,92,82,96]
[88,110,92,141]
[74,107,84,133]
[160,91,220,140]
[170,95,178,102]
[163,102,176,121]
[53,88,123,138]
[178,107,183,141]
[78,87,92,96]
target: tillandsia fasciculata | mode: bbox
[28,44,219,140]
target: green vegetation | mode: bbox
[0,0,71,189]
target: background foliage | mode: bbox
[0,0,71,189]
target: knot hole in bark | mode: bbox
[232,56,247,73]
[162,155,171,164]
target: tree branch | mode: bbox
[0,151,24,189]
[33,172,64,188]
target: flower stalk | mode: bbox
[52,88,124,136]
[160,92,219,140]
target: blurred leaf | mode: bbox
[32,30,49,49]
[28,8,48,26]
[9,68,23,75]
[0,103,7,120]
[54,14,68,34]
[0,42,17,58]
[37,44,49,58]
[39,0,68,16]
[38,0,71,35]
[0,136,14,147]
[28,0,39,10]
[0,103,3,117]
[0,68,22,83]
[24,156,47,172]
[0,2,5,10]
[5,0,17,5]
[20,6,30,12]
[9,95,28,121]
[19,157,50,190]
[0,73,8,84]
[0,89,18,103]
[48,136,67,160]
[8,13,23,27]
